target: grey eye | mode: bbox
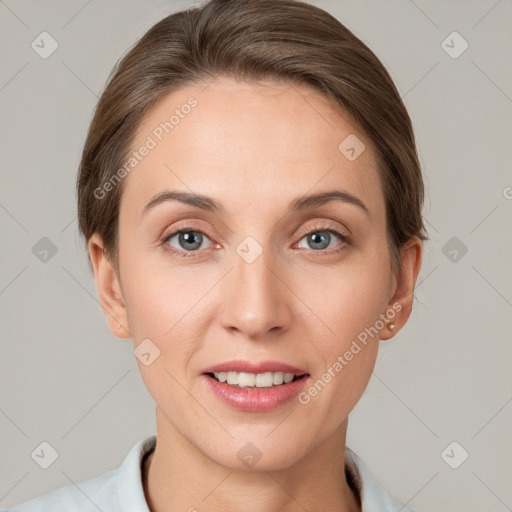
[297,231,343,251]
[167,231,210,251]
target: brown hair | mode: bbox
[77,0,428,277]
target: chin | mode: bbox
[199,433,311,473]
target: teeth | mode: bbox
[213,371,299,388]
[283,373,295,384]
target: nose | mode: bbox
[217,245,293,340]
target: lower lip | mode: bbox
[202,374,309,412]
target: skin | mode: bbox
[88,77,422,512]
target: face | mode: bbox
[90,76,420,471]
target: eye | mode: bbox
[160,223,350,258]
[161,227,214,257]
[296,226,349,253]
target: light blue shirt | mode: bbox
[7,435,415,512]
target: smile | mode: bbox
[208,371,305,388]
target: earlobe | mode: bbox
[88,233,131,339]
[380,236,423,341]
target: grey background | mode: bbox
[1,0,511,510]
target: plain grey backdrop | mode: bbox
[1,0,511,511]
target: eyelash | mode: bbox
[160,223,350,259]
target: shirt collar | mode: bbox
[115,435,155,512]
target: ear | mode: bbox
[88,233,131,339]
[380,236,423,340]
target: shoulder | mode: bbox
[6,470,118,512]
[345,446,416,512]
[7,436,156,512]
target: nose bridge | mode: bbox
[218,238,291,338]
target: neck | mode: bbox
[142,408,361,512]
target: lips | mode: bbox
[201,360,308,376]
[202,370,310,412]
[200,360,310,412]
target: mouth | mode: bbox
[201,363,311,412]
[204,371,309,389]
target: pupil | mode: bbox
[180,231,202,250]
[309,232,329,250]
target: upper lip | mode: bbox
[202,360,308,375]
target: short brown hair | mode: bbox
[77,0,429,276]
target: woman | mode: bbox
[9,0,427,510]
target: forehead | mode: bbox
[120,77,384,222]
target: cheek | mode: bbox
[122,266,202,405]
[292,254,388,408]
[296,254,390,342]
[295,275,383,429]
[120,247,204,338]
[299,343,377,435]
[121,257,219,388]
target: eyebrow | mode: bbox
[140,189,370,219]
